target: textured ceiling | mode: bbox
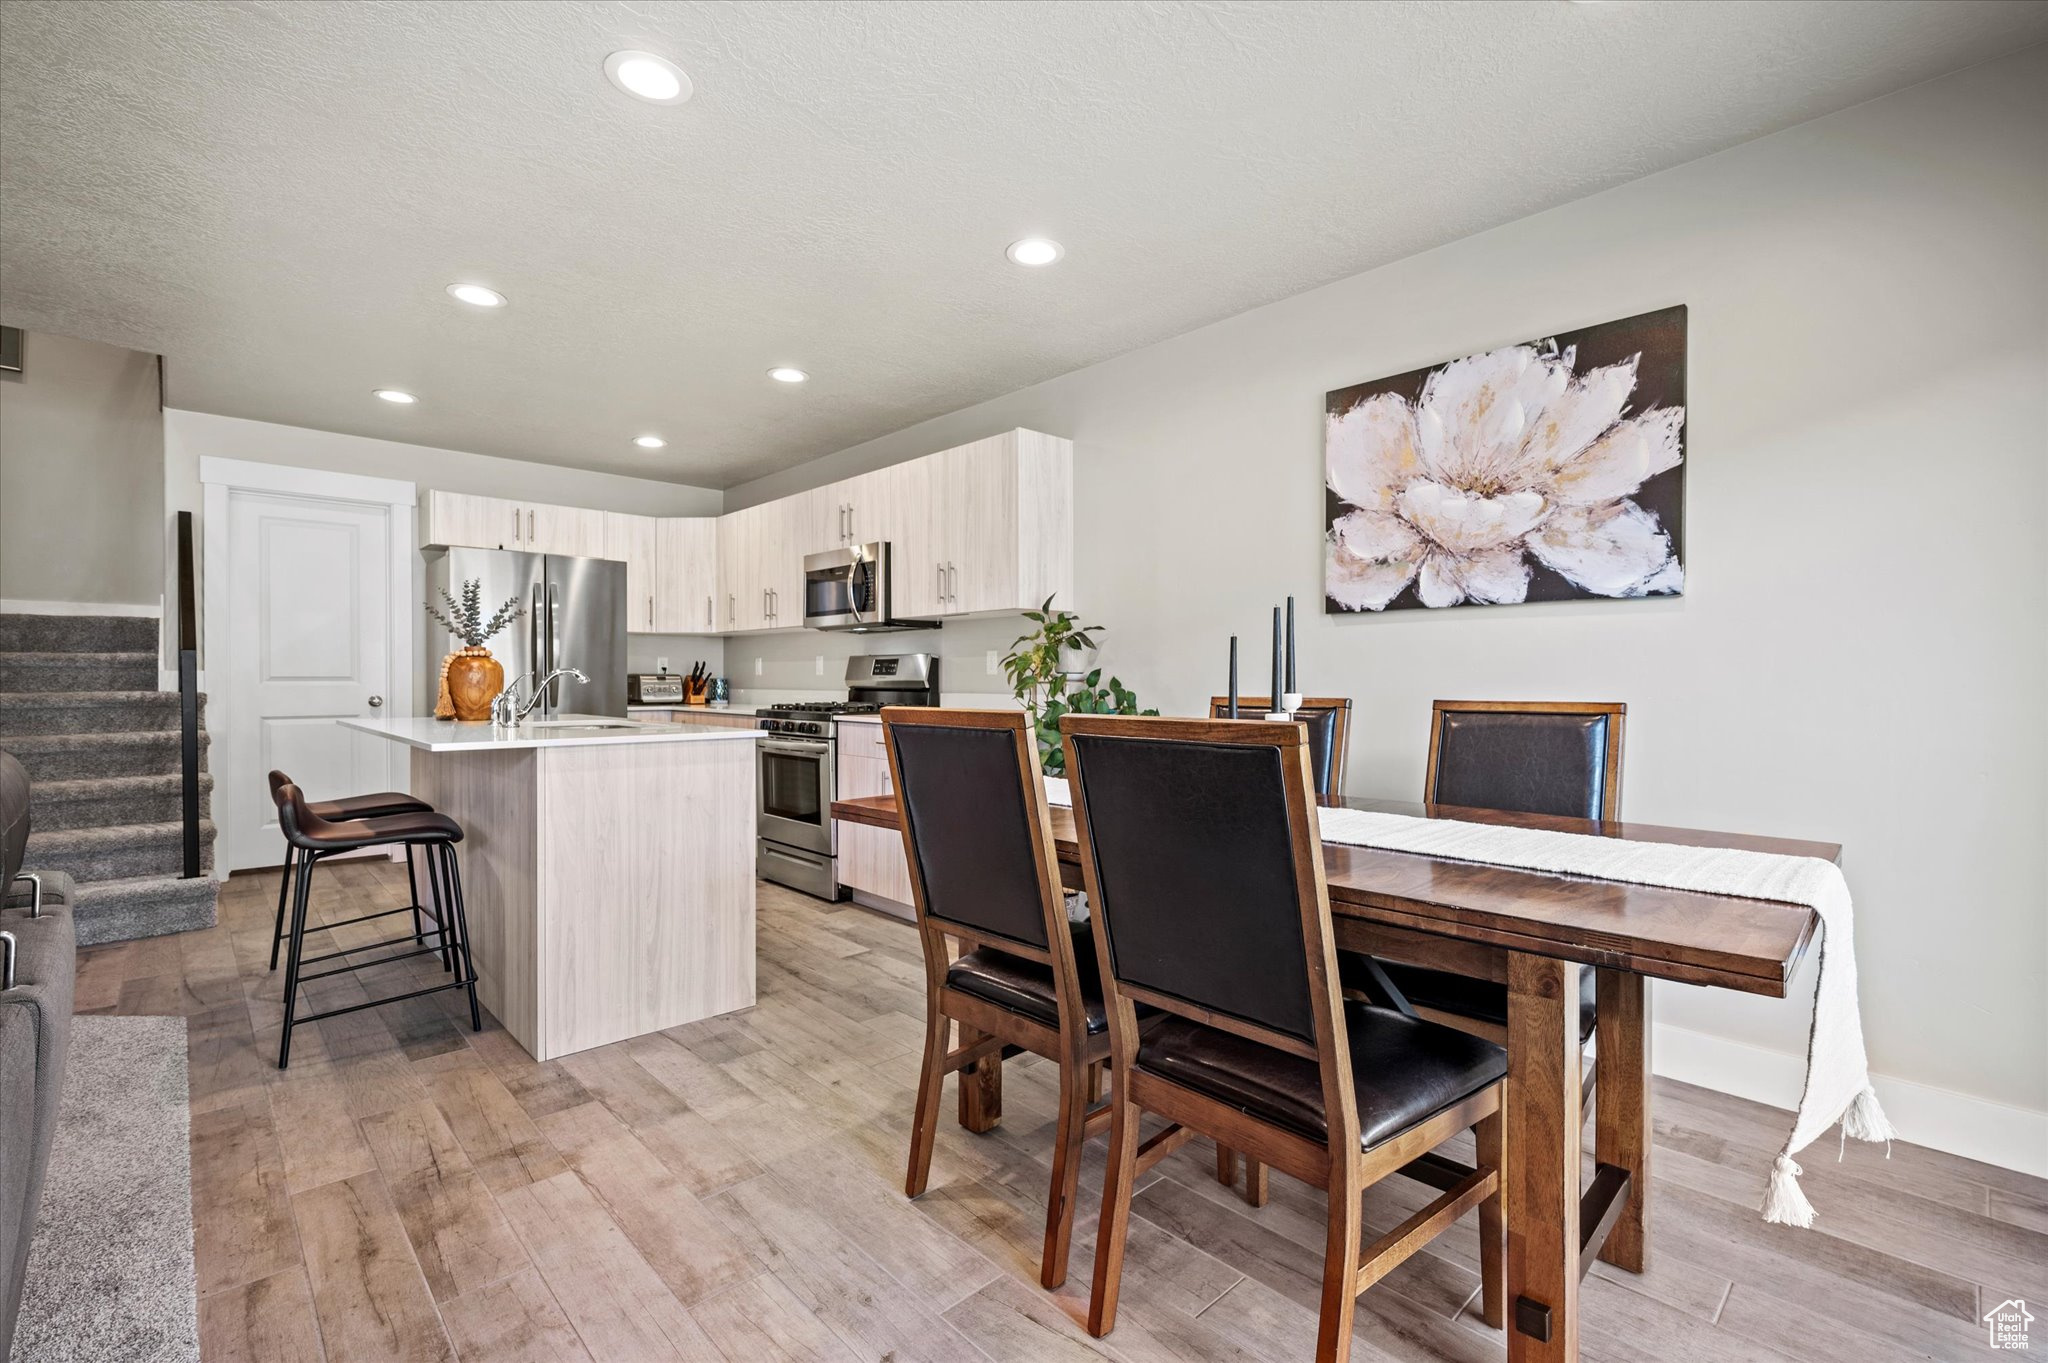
[3,1,2044,489]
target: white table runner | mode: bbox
[1042,775,1890,1225]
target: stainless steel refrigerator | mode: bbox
[423,549,627,718]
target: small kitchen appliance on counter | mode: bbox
[627,673,686,704]
[756,652,937,898]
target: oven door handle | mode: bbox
[758,740,830,758]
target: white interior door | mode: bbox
[223,488,397,871]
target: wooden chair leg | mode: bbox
[958,1026,1003,1133]
[1245,1157,1269,1208]
[1087,1092,1142,1338]
[1041,1060,1088,1289]
[1215,1142,1238,1187]
[905,1006,949,1197]
[1085,1058,1105,1104]
[1475,1104,1507,1329]
[1315,1162,1364,1363]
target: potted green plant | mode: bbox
[426,580,522,720]
[1001,596,1158,775]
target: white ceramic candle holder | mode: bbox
[1263,711,1293,723]
[1281,691,1304,714]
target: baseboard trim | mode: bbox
[1654,1022,2047,1178]
[1,598,162,617]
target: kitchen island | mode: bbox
[340,714,758,1060]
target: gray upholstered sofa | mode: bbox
[1,750,74,1361]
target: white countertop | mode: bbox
[340,714,762,753]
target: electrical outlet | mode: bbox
[754,657,763,676]
[655,655,669,673]
[815,655,825,676]
[985,650,999,676]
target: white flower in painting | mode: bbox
[1326,343,1685,609]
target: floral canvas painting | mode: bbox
[1325,305,1686,613]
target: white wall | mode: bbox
[164,409,727,698]
[0,328,164,611]
[727,51,2048,1167]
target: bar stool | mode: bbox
[271,779,481,1068]
[266,772,439,972]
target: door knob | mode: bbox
[367,695,384,708]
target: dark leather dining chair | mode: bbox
[1367,700,1626,1043]
[1209,696,1352,798]
[1061,714,1507,1359]
[887,708,1137,1290]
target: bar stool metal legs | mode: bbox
[270,845,442,973]
[275,841,482,1069]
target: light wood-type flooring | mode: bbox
[75,861,2046,1363]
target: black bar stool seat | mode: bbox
[306,791,433,821]
[270,777,482,1068]
[267,772,443,973]
[296,809,464,853]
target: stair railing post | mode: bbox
[176,510,201,879]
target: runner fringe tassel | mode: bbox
[1762,1156,1815,1228]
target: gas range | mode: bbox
[756,700,884,738]
[755,653,937,901]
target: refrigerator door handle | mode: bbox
[528,584,545,691]
[546,581,562,708]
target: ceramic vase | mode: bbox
[445,647,504,721]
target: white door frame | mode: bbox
[201,457,416,869]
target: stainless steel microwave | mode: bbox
[801,542,939,633]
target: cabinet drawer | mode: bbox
[838,720,889,761]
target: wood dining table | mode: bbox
[832,789,1835,1363]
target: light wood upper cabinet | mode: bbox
[602,512,661,631]
[421,491,527,550]
[717,503,766,632]
[424,491,605,558]
[654,517,718,634]
[904,429,1072,618]
[528,503,606,558]
[425,427,1071,636]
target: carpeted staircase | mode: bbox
[0,613,219,945]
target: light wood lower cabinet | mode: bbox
[410,738,758,1060]
[834,726,913,906]
[629,709,758,730]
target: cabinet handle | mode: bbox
[728,593,735,624]
[511,507,520,542]
[948,563,958,603]
[705,595,712,628]
[847,504,854,544]
[647,595,653,627]
[936,564,944,603]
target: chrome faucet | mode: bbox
[491,667,588,727]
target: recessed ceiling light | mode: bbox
[633,434,667,449]
[446,283,507,308]
[603,50,692,105]
[373,389,417,404]
[1006,237,1063,267]
[767,367,808,384]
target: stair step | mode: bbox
[71,873,220,946]
[0,730,209,781]
[25,818,216,884]
[26,772,217,830]
[0,613,158,654]
[0,689,206,736]
[1,650,158,692]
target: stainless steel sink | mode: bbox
[524,719,643,731]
